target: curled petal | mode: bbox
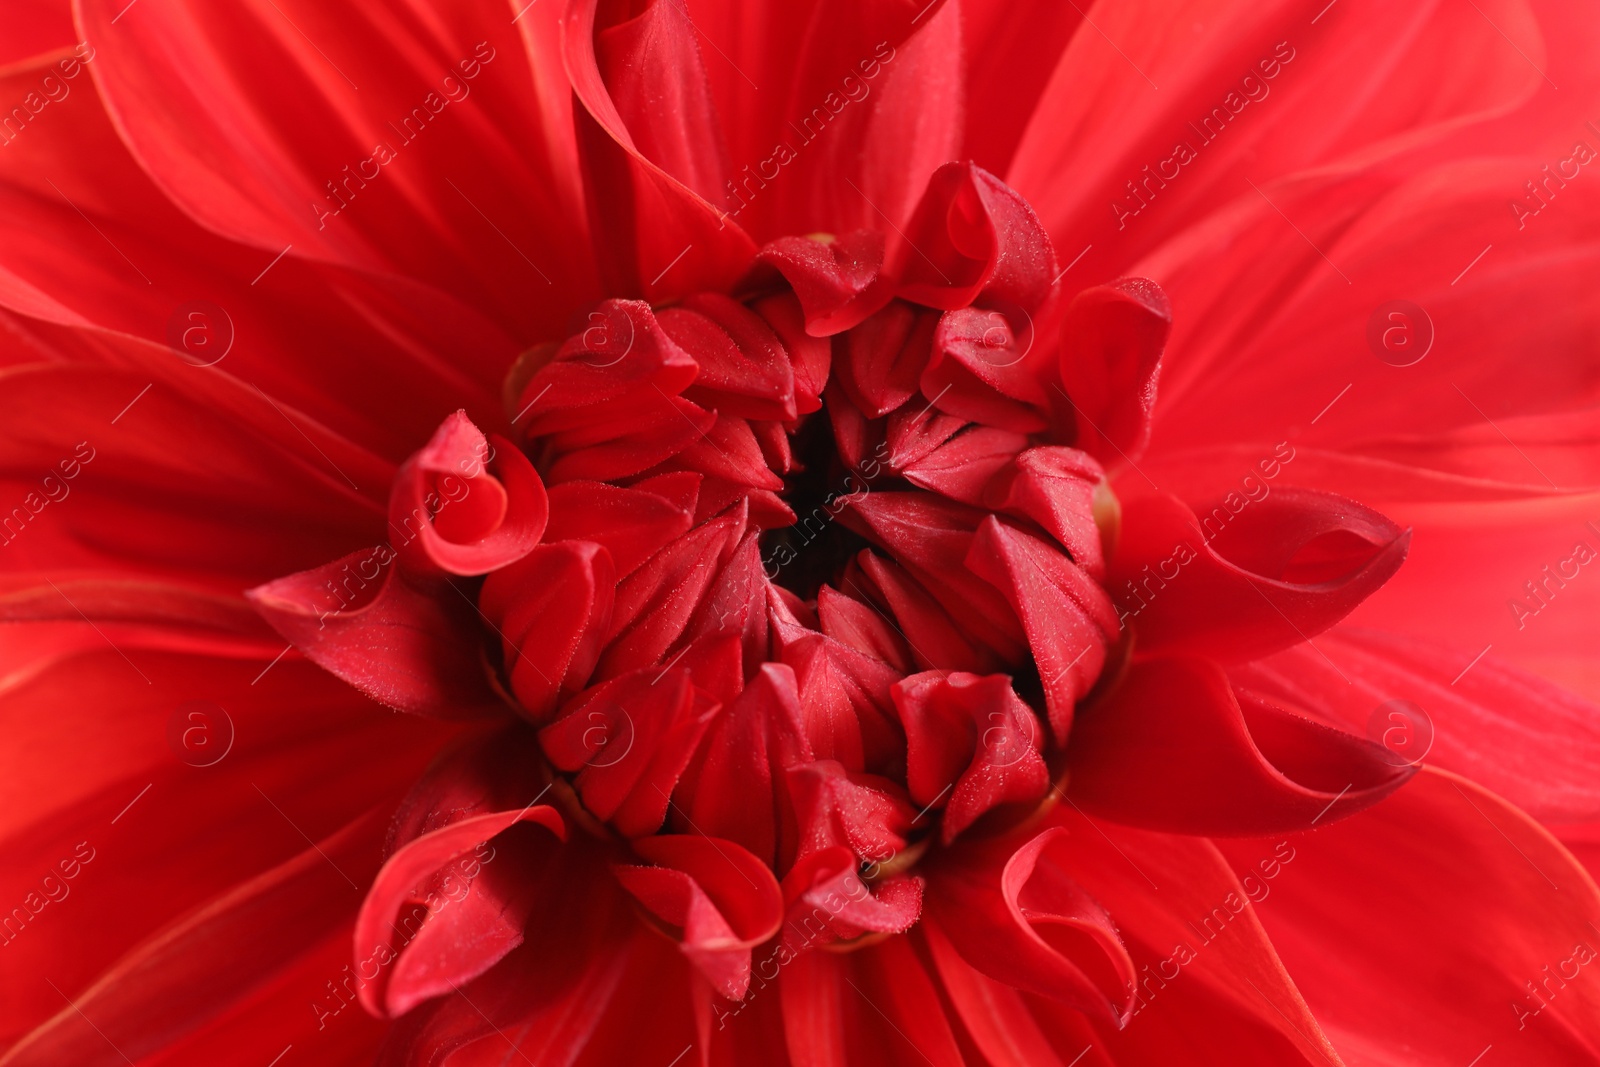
[353,804,566,1017]
[1111,488,1410,663]
[539,667,718,838]
[370,898,632,1067]
[385,727,550,856]
[984,446,1108,578]
[516,300,698,436]
[788,760,915,864]
[779,845,923,952]
[891,672,1049,843]
[924,307,1050,432]
[542,479,695,579]
[891,161,1057,313]
[564,0,756,299]
[246,551,500,719]
[592,0,729,207]
[387,413,547,578]
[479,540,616,722]
[926,827,1136,1024]
[1067,656,1414,835]
[662,293,797,421]
[835,300,937,418]
[756,230,892,336]
[967,517,1117,741]
[673,663,814,869]
[1240,627,1600,827]
[1056,279,1169,465]
[613,834,783,1001]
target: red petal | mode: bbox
[478,541,616,721]
[614,834,782,1000]
[779,845,922,950]
[674,664,814,869]
[1043,802,1345,1063]
[388,414,546,578]
[369,846,633,1066]
[849,550,1003,674]
[753,291,831,414]
[1111,488,1409,663]
[1057,279,1169,466]
[516,300,697,436]
[564,0,755,299]
[967,517,1117,740]
[788,760,915,865]
[1,809,390,1066]
[1215,768,1600,1062]
[755,231,892,336]
[925,827,1136,1024]
[984,446,1108,578]
[1068,656,1413,834]
[592,0,730,207]
[844,492,1027,663]
[542,480,694,579]
[924,307,1051,432]
[901,425,1031,508]
[354,804,565,1017]
[246,552,500,719]
[663,293,797,421]
[773,629,904,773]
[79,0,594,338]
[596,510,743,679]
[816,584,913,673]
[835,300,938,418]
[892,671,1049,842]
[1240,627,1600,826]
[891,162,1057,313]
[538,667,717,838]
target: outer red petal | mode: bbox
[1217,768,1600,1063]
[1067,655,1413,834]
[924,827,1137,1025]
[1110,488,1409,663]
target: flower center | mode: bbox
[490,209,1121,895]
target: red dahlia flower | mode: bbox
[3,0,1599,1064]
